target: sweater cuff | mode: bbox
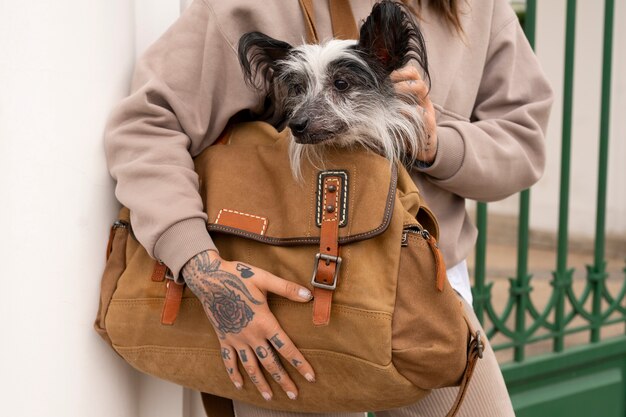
[414,126,465,180]
[154,217,218,284]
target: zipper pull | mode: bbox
[424,231,446,292]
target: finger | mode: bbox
[237,346,273,401]
[254,343,299,400]
[266,325,316,383]
[220,345,243,389]
[259,272,313,303]
[394,80,429,102]
[390,66,422,82]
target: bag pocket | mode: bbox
[94,213,130,345]
[391,220,469,389]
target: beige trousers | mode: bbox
[233,296,515,417]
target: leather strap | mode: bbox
[329,0,359,39]
[161,280,185,325]
[300,0,358,43]
[445,330,484,417]
[299,0,319,43]
[425,233,446,292]
[312,176,342,326]
[151,261,168,282]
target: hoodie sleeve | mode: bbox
[415,10,554,202]
[103,0,258,282]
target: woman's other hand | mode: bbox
[391,66,438,164]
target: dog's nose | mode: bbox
[289,117,309,134]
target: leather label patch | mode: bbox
[316,170,348,228]
[215,209,268,235]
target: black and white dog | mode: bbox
[238,0,430,178]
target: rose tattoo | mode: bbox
[183,253,262,337]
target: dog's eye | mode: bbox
[334,79,349,91]
[290,84,304,96]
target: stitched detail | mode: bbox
[432,103,470,123]
[206,164,397,245]
[113,345,402,373]
[322,178,340,222]
[215,208,268,235]
[199,0,239,55]
[316,170,348,226]
[110,298,201,307]
[491,15,518,42]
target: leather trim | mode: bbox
[316,170,348,228]
[215,209,268,235]
[207,164,398,246]
[312,175,343,326]
[161,281,185,325]
[151,261,168,282]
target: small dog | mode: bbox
[238,0,430,179]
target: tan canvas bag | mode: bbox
[95,121,482,415]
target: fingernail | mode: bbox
[287,391,297,400]
[305,373,316,382]
[298,288,312,300]
[234,381,242,390]
[262,392,272,401]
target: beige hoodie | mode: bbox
[104,0,553,282]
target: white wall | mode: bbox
[0,1,140,416]
[488,0,626,240]
[0,0,207,416]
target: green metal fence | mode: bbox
[473,1,625,415]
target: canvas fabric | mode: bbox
[95,121,478,413]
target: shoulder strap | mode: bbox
[299,0,358,43]
[329,0,359,39]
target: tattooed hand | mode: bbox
[181,249,316,401]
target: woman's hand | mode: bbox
[181,249,316,401]
[391,66,438,164]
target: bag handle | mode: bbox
[299,0,359,43]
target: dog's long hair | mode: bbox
[238,1,430,179]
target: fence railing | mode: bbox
[472,0,623,363]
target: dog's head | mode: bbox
[238,0,429,176]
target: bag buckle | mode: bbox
[311,253,342,290]
[475,330,484,359]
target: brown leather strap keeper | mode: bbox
[161,280,185,325]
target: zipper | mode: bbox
[401,225,428,246]
[402,225,446,292]
[112,220,129,230]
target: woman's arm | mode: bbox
[415,16,554,202]
[104,0,258,281]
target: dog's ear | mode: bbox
[357,1,429,79]
[238,32,293,90]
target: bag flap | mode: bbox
[194,122,398,246]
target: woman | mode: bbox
[104,0,553,415]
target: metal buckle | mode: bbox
[475,330,484,359]
[310,253,342,290]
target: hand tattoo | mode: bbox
[183,252,262,337]
[236,263,255,278]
